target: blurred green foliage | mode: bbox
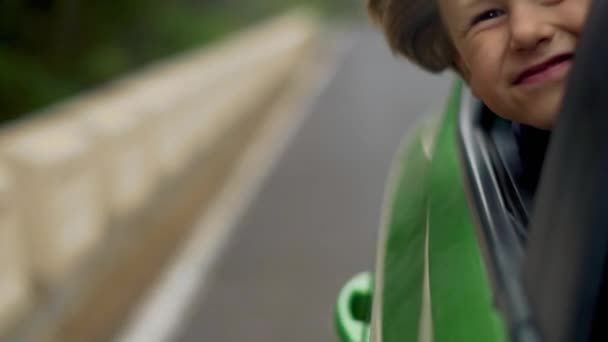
[0,0,358,123]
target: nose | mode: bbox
[508,3,555,52]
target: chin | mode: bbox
[526,113,556,130]
[516,98,560,130]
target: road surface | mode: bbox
[176,25,452,342]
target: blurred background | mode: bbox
[0,0,357,123]
[0,1,450,341]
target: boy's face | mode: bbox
[438,0,590,129]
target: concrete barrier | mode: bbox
[0,8,322,340]
[0,167,31,334]
[178,16,317,169]
[83,98,158,219]
[135,11,319,178]
[3,124,105,286]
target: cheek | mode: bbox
[463,34,517,120]
[464,38,504,99]
[560,0,591,33]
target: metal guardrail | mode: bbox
[0,9,320,341]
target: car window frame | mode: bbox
[457,86,539,342]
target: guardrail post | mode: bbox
[84,99,158,220]
[0,167,31,335]
[4,124,106,287]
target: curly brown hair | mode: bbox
[367,0,456,73]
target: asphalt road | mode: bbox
[176,25,452,342]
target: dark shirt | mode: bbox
[512,123,552,193]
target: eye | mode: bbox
[471,8,505,26]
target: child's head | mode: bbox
[368,0,590,129]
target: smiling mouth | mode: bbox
[514,53,574,85]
